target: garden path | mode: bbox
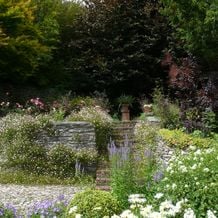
[0,184,81,215]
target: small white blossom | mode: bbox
[191,164,197,170]
[203,168,210,172]
[207,210,217,218]
[172,183,177,189]
[154,193,164,199]
[149,211,162,218]
[68,206,77,214]
[184,208,196,218]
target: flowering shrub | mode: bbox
[0,203,20,218]
[66,189,121,218]
[68,106,113,151]
[110,194,217,218]
[155,146,218,217]
[27,195,68,218]
[0,114,50,173]
[159,128,218,149]
[108,128,158,208]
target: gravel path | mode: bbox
[0,184,81,216]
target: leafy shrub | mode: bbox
[152,87,182,129]
[155,146,218,217]
[159,128,218,149]
[112,194,216,218]
[0,204,19,218]
[68,106,113,152]
[66,189,121,218]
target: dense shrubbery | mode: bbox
[159,129,218,149]
[154,146,218,217]
[66,189,121,218]
[109,122,159,208]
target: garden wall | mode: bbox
[38,121,96,149]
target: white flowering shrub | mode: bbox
[68,106,113,151]
[110,194,217,218]
[155,146,218,217]
[0,113,50,173]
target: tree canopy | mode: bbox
[63,0,169,96]
[161,0,218,69]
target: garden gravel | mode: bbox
[0,184,81,215]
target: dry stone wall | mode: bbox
[38,121,96,149]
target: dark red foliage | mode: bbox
[162,52,217,133]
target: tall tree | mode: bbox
[0,0,50,84]
[64,0,169,96]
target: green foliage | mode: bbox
[64,0,168,95]
[0,114,50,173]
[110,150,135,209]
[152,87,182,129]
[161,0,218,67]
[66,189,121,218]
[109,123,158,208]
[117,95,135,106]
[159,128,218,149]
[0,0,52,84]
[135,122,159,149]
[0,170,94,186]
[68,106,113,152]
[47,145,97,178]
[155,146,218,217]
[0,204,17,218]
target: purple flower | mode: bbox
[153,170,164,182]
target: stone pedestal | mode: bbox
[121,104,130,121]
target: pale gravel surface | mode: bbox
[0,184,81,215]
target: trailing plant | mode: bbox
[66,189,121,218]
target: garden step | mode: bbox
[96,169,110,177]
[96,177,111,185]
[96,185,111,191]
